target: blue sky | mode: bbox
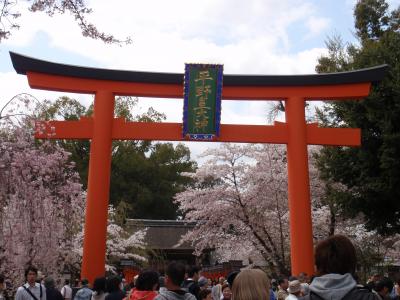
[0,0,399,158]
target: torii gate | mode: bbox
[10,52,387,281]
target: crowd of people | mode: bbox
[0,235,399,300]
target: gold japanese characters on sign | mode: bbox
[183,64,223,140]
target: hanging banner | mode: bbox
[183,63,223,140]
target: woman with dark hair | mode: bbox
[105,277,124,300]
[129,271,159,300]
[92,277,107,300]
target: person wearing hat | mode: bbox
[286,280,302,300]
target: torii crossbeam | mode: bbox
[10,52,387,281]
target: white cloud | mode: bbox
[3,0,327,71]
[305,16,331,40]
[0,72,92,113]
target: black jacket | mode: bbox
[300,287,379,300]
[46,287,64,300]
[182,280,200,300]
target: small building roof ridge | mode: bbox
[127,219,197,227]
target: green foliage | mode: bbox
[40,96,196,220]
[315,0,400,234]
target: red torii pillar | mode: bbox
[10,52,387,280]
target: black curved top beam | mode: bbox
[10,52,388,86]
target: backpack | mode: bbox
[301,287,379,300]
[182,281,194,293]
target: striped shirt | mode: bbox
[15,283,47,300]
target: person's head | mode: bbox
[298,272,308,283]
[65,279,70,285]
[199,289,212,300]
[92,277,106,294]
[231,269,269,300]
[227,271,239,288]
[222,284,232,300]
[278,278,288,290]
[187,266,201,281]
[374,277,394,297]
[395,279,400,296]
[288,280,302,297]
[81,278,89,287]
[106,276,121,293]
[44,277,55,289]
[219,277,225,285]
[270,279,278,290]
[369,274,381,283]
[25,266,38,285]
[314,235,357,276]
[198,276,209,289]
[165,262,186,289]
[135,270,159,291]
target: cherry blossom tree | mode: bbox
[72,205,148,274]
[175,144,292,275]
[0,119,147,285]
[175,143,400,276]
[0,120,84,286]
[0,0,131,44]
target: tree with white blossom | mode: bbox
[175,143,292,275]
[175,143,400,276]
[0,120,84,285]
[72,206,148,274]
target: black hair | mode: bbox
[44,277,55,289]
[65,279,70,285]
[93,277,106,294]
[199,289,211,300]
[25,266,38,278]
[227,271,239,288]
[0,275,4,284]
[81,279,89,286]
[166,262,186,286]
[106,276,121,293]
[277,278,288,285]
[375,277,394,293]
[135,271,159,291]
[315,235,357,275]
[187,265,200,278]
